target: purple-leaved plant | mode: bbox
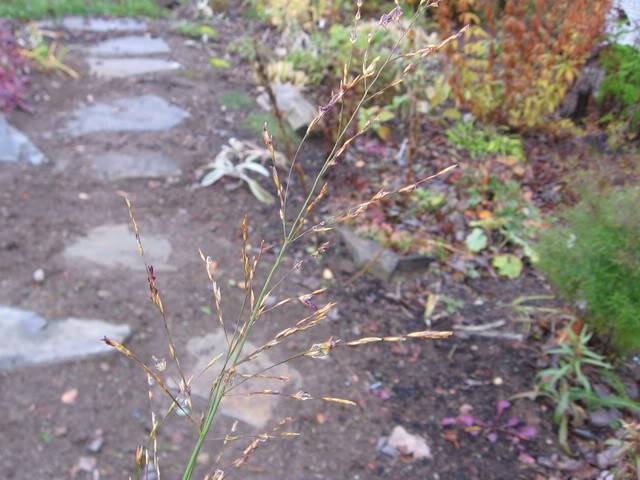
[442,400,538,458]
[0,21,29,112]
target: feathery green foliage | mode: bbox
[599,43,640,130]
[537,185,640,354]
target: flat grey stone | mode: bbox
[0,305,131,370]
[183,330,301,428]
[91,151,181,179]
[64,224,175,271]
[65,95,188,136]
[590,408,622,427]
[88,36,170,57]
[0,115,48,165]
[38,17,147,33]
[338,227,400,281]
[257,83,316,131]
[88,57,181,78]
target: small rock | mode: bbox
[378,425,432,461]
[337,228,399,281]
[322,268,334,280]
[87,430,104,453]
[597,445,621,469]
[256,83,316,131]
[395,254,434,274]
[72,456,97,475]
[61,388,78,405]
[590,408,621,427]
[32,268,45,283]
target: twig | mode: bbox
[253,40,309,196]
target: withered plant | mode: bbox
[105,2,463,479]
[436,0,610,129]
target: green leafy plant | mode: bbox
[466,176,540,263]
[537,184,640,354]
[446,119,525,161]
[255,0,346,28]
[209,57,231,69]
[520,326,640,453]
[19,25,79,79]
[0,0,165,19]
[465,228,488,252]
[176,22,219,41]
[492,253,522,278]
[532,328,612,452]
[598,43,640,141]
[412,188,446,213]
[218,90,254,110]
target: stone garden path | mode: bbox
[0,17,311,479]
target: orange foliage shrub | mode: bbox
[435,0,611,129]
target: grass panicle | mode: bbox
[106,2,462,478]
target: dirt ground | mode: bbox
[0,11,590,480]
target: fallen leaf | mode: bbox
[518,452,536,465]
[442,429,460,448]
[492,254,523,279]
[477,209,493,220]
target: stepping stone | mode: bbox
[65,95,189,136]
[37,17,147,33]
[0,115,48,165]
[64,224,175,272]
[0,305,131,370]
[88,57,181,78]
[88,35,170,57]
[90,151,181,179]
[183,330,301,429]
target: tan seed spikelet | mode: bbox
[124,197,144,257]
[102,337,193,421]
[291,391,313,401]
[382,336,406,342]
[305,182,328,216]
[321,397,358,407]
[345,337,383,346]
[406,330,453,339]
